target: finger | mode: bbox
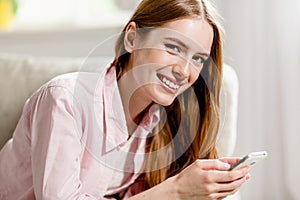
[206,189,237,200]
[214,188,240,200]
[217,175,247,192]
[208,166,250,182]
[203,174,246,196]
[213,178,246,199]
[195,159,231,171]
[219,157,242,166]
[246,172,251,180]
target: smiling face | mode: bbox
[123,17,214,106]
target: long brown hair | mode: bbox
[113,0,223,188]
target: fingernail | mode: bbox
[224,163,231,169]
[246,172,251,180]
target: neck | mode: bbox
[118,71,152,136]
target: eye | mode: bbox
[165,43,181,53]
[192,55,206,64]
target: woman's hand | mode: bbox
[170,158,250,200]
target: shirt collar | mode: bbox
[102,66,160,152]
[138,104,160,133]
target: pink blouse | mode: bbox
[0,65,160,200]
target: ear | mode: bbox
[124,21,138,53]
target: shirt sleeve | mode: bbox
[29,86,97,200]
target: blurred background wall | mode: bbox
[0,0,300,199]
[214,0,300,199]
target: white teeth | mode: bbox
[161,76,179,89]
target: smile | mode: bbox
[157,74,180,90]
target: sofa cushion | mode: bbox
[0,54,84,147]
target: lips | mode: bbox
[156,73,180,91]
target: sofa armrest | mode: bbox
[217,64,239,157]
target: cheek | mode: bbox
[131,49,170,78]
[190,67,201,84]
[130,62,158,87]
[136,48,170,65]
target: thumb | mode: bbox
[195,159,231,171]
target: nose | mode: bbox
[172,58,190,82]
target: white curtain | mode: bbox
[215,0,300,199]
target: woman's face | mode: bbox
[125,17,214,106]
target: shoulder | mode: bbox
[24,71,105,111]
[47,72,102,93]
[47,69,107,99]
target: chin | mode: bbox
[155,96,176,107]
[151,86,179,106]
[159,102,173,107]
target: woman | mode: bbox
[0,0,249,199]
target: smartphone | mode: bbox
[228,151,268,171]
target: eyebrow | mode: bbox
[164,37,210,57]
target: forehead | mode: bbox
[143,17,214,53]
